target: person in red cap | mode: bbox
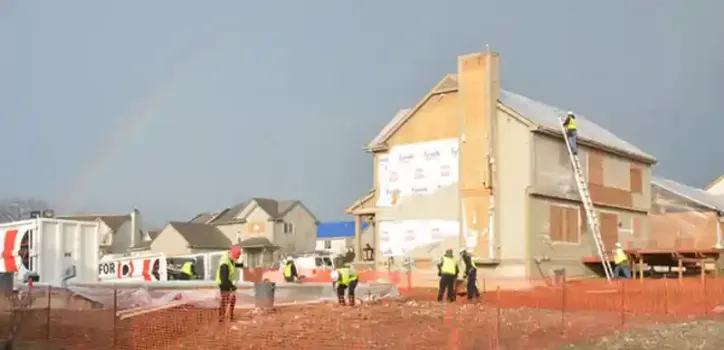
[216,245,244,322]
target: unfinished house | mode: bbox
[190,198,319,267]
[650,177,724,250]
[347,51,656,285]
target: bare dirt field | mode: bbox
[5,278,724,349]
[555,320,724,350]
[118,300,700,350]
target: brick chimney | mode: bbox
[457,51,500,258]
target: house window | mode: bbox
[549,204,581,244]
[283,222,295,235]
[324,240,332,249]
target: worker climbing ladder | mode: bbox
[559,117,614,282]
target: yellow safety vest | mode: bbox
[215,254,236,286]
[284,263,293,278]
[181,261,194,276]
[614,248,628,264]
[440,257,456,275]
[566,118,578,131]
[337,267,358,286]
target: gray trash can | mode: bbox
[254,281,276,308]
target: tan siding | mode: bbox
[149,225,189,255]
[216,223,244,244]
[630,165,643,194]
[602,154,630,190]
[494,109,531,275]
[279,203,318,254]
[531,133,651,213]
[531,134,586,198]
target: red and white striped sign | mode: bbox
[0,224,34,273]
[99,256,164,281]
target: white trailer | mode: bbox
[0,218,101,286]
[98,253,168,283]
[98,250,243,283]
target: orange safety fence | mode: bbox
[4,276,724,349]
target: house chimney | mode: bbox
[457,51,500,258]
[130,209,141,248]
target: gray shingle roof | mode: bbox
[652,177,724,212]
[499,90,655,162]
[238,237,278,248]
[210,198,301,225]
[367,74,656,163]
[189,212,214,224]
[59,214,131,231]
[168,222,231,249]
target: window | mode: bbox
[283,222,295,235]
[549,205,581,244]
[324,240,332,249]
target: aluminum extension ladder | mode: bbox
[559,117,614,281]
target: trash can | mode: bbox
[254,281,276,308]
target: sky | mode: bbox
[1,1,722,227]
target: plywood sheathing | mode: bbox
[458,52,499,258]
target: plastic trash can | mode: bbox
[254,281,276,308]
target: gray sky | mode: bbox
[1,1,722,227]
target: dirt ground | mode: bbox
[6,278,724,349]
[555,320,724,350]
[121,300,695,350]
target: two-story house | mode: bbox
[59,209,143,257]
[190,198,318,267]
[347,51,657,283]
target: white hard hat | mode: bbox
[459,248,467,254]
[567,111,574,116]
[615,242,622,248]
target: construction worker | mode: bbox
[181,259,196,280]
[283,258,298,282]
[460,249,480,301]
[437,249,459,303]
[216,245,244,322]
[613,242,632,279]
[332,263,359,306]
[563,111,578,155]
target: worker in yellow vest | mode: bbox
[563,111,578,155]
[181,259,196,280]
[460,249,480,301]
[437,249,459,303]
[332,263,359,306]
[216,245,244,322]
[613,242,631,279]
[283,258,298,282]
